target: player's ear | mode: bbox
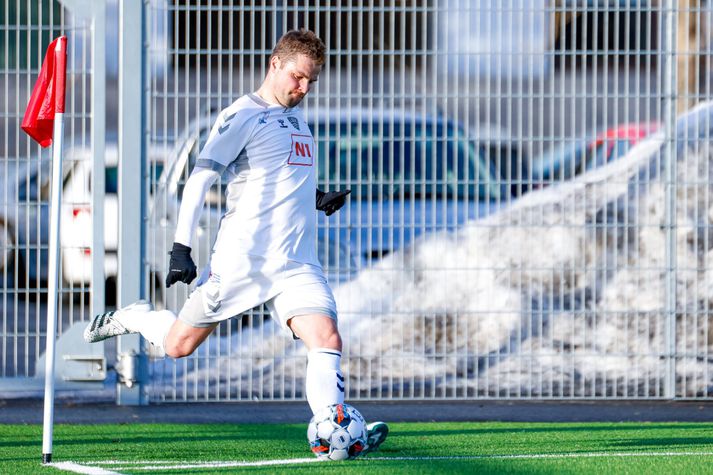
[271,55,282,71]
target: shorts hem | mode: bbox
[177,316,216,329]
[284,306,338,321]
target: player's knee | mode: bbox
[164,338,197,358]
[289,314,342,351]
[317,328,342,352]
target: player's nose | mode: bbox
[299,79,311,94]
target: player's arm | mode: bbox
[166,106,253,287]
[316,188,351,216]
[166,168,220,287]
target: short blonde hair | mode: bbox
[270,29,326,66]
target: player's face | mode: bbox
[272,54,321,108]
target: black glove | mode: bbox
[165,242,197,288]
[316,188,351,216]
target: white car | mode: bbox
[60,145,119,286]
[60,143,167,288]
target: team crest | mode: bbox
[277,119,289,128]
[287,116,300,130]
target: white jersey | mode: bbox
[195,93,319,267]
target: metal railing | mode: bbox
[141,1,712,402]
[0,0,105,393]
[2,0,712,403]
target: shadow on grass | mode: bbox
[393,423,713,438]
[0,425,306,451]
[609,437,713,449]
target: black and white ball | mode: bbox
[307,403,367,460]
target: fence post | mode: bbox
[661,0,678,400]
[90,0,106,325]
[118,0,148,405]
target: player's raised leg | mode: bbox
[84,300,176,353]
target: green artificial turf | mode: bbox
[1,422,713,474]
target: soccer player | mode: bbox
[84,29,387,455]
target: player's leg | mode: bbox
[288,312,388,454]
[163,320,216,358]
[164,287,218,357]
[269,277,344,414]
[287,313,341,351]
[84,288,215,358]
[287,313,345,413]
[84,300,177,353]
[270,272,389,455]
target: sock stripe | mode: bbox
[336,373,345,382]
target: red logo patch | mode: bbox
[288,134,314,166]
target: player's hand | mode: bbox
[165,242,197,288]
[316,188,351,216]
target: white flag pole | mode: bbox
[41,109,64,465]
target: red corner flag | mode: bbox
[21,36,67,148]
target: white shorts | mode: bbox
[178,254,337,335]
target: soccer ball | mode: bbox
[307,403,367,460]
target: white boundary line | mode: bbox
[49,462,123,475]
[50,452,713,473]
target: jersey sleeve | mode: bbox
[173,168,220,246]
[195,107,256,173]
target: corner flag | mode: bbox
[22,36,67,148]
[22,35,68,465]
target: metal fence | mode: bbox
[0,0,105,391]
[2,0,713,403]
[142,0,713,402]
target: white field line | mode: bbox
[49,462,123,475]
[51,452,713,473]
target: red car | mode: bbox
[589,122,660,169]
[530,122,660,185]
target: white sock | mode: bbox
[306,348,345,415]
[118,309,176,352]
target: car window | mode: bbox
[480,144,523,196]
[316,121,501,201]
[17,174,39,201]
[611,139,631,160]
[588,138,629,171]
[85,164,164,195]
[106,167,118,194]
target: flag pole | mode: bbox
[42,109,64,464]
[20,35,69,466]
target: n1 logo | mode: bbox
[288,134,314,166]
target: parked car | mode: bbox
[145,108,510,311]
[529,122,659,185]
[0,158,51,287]
[311,108,508,268]
[469,123,528,197]
[60,143,166,288]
